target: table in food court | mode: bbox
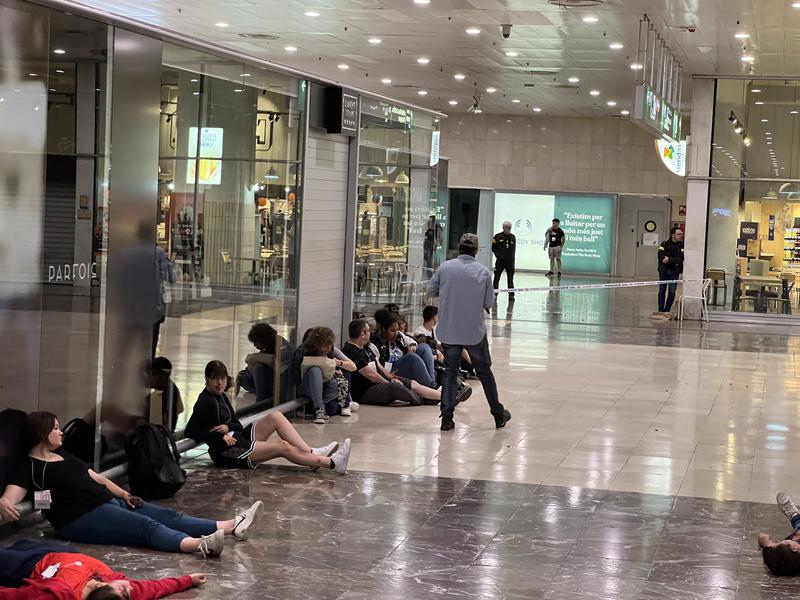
[739,274,783,313]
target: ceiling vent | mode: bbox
[548,0,605,7]
[238,33,280,40]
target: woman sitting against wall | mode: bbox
[0,412,262,557]
[186,361,351,473]
[371,309,438,389]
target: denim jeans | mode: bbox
[658,278,678,312]
[59,498,217,552]
[393,344,436,388]
[298,366,340,411]
[0,540,72,587]
[441,336,504,420]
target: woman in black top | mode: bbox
[371,310,437,389]
[185,361,352,474]
[0,412,263,556]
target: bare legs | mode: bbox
[248,413,331,468]
[409,380,440,401]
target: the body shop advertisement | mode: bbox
[494,192,615,273]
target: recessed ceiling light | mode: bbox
[368,38,382,45]
[214,22,229,28]
[741,55,755,63]
[234,88,244,93]
[414,0,430,4]
[620,110,630,115]
[792,110,799,114]
[338,63,349,70]
[448,99,458,105]
[285,45,298,52]
[381,78,392,84]
[486,87,497,93]
[533,107,542,112]
[607,100,617,106]
[190,78,199,82]
[755,100,764,105]
[466,27,481,35]
[55,69,64,74]
[241,73,251,77]
[630,63,643,70]
[609,42,624,49]
[418,89,428,96]
[304,11,320,17]
[582,16,599,23]
[512,98,521,103]
[53,49,66,54]
[751,88,762,93]
[505,51,519,57]
[735,32,750,39]
[590,89,601,96]
[454,73,466,80]
[28,73,37,77]
[193,91,200,96]
[793,1,800,7]
[49,88,56,92]
[761,118,769,122]
[767,141,773,144]
[417,57,430,64]
[568,76,580,83]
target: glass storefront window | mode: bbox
[706,79,800,315]
[353,101,441,319]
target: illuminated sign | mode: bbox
[186,127,223,185]
[430,131,440,166]
[633,84,682,142]
[655,139,687,177]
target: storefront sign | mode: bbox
[186,127,223,185]
[632,84,683,142]
[48,262,97,282]
[739,221,758,240]
[430,131,440,166]
[654,139,687,177]
[323,87,360,136]
[769,215,775,241]
[494,192,614,273]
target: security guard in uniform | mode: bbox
[492,221,516,300]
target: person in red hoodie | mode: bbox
[0,541,206,599]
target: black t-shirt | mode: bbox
[342,342,378,401]
[548,227,565,247]
[8,450,113,530]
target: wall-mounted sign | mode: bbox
[769,214,776,241]
[77,194,91,220]
[324,87,360,136]
[430,130,440,166]
[186,127,223,185]
[642,233,659,247]
[633,84,683,142]
[739,221,758,240]
[654,139,687,177]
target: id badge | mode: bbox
[34,490,52,510]
[384,362,393,372]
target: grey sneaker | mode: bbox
[777,492,799,522]
[341,406,352,416]
[314,409,327,424]
[312,441,339,457]
[199,529,224,557]
[233,501,264,540]
[331,438,352,475]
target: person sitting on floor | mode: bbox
[372,310,437,389]
[343,319,471,407]
[296,327,358,424]
[759,491,800,575]
[186,361,351,473]
[235,323,293,402]
[0,412,262,557]
[0,539,207,599]
[413,306,476,380]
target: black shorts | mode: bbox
[211,423,257,470]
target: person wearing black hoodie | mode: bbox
[652,226,684,319]
[185,361,351,474]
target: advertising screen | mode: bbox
[186,127,223,185]
[494,192,615,273]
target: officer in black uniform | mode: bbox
[653,225,684,319]
[492,221,516,300]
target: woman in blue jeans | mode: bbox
[0,412,263,557]
[371,310,437,388]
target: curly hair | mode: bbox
[304,326,336,356]
[248,322,277,352]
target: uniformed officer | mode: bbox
[492,221,516,300]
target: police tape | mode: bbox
[496,278,709,294]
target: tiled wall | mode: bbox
[440,114,687,218]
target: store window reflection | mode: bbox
[156,44,306,422]
[354,101,441,319]
[706,78,800,316]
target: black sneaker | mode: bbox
[545,271,554,276]
[440,416,455,431]
[494,409,512,429]
[456,385,473,404]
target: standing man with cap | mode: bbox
[492,221,516,300]
[428,233,511,431]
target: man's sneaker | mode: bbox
[199,529,224,558]
[233,501,264,540]
[314,409,327,424]
[440,416,455,431]
[341,406,352,416]
[456,385,473,405]
[349,401,359,413]
[545,271,554,276]
[312,441,339,457]
[494,409,512,429]
[777,492,800,522]
[331,438,351,474]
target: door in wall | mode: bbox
[635,210,666,278]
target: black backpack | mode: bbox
[125,424,186,500]
[0,409,28,490]
[61,418,107,465]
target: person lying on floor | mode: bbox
[759,491,800,575]
[0,539,207,599]
[0,412,262,557]
[186,360,351,473]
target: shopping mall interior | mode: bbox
[2,0,800,598]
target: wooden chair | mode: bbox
[706,268,728,307]
[731,275,758,312]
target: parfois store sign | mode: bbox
[655,139,687,177]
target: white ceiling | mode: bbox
[73,0,800,117]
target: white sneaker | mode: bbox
[314,409,327,424]
[349,401,359,413]
[199,529,224,557]
[331,438,351,475]
[233,501,264,540]
[312,441,339,457]
[778,492,800,523]
[341,406,352,416]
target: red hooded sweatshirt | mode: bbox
[0,552,193,600]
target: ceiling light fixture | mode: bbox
[755,100,764,105]
[284,45,297,52]
[512,98,521,103]
[454,73,466,80]
[414,0,430,4]
[743,137,752,146]
[28,73,37,77]
[417,57,430,64]
[609,42,624,49]
[533,107,542,112]
[368,38,382,44]
[53,48,66,54]
[735,32,750,39]
[466,27,481,35]
[590,89,601,96]
[381,78,392,84]
[582,16,599,23]
[448,99,458,105]
[55,69,64,73]
[741,55,755,63]
[792,110,799,114]
[761,118,769,122]
[338,63,349,70]
[505,51,519,57]
[630,63,643,70]
[568,76,580,83]
[241,73,251,77]
[214,22,229,28]
[793,1,800,7]
[304,11,320,17]
[621,110,630,115]
[190,78,199,82]
[234,88,244,93]
[607,100,617,106]
[751,88,762,93]
[418,89,428,95]
[486,87,497,93]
